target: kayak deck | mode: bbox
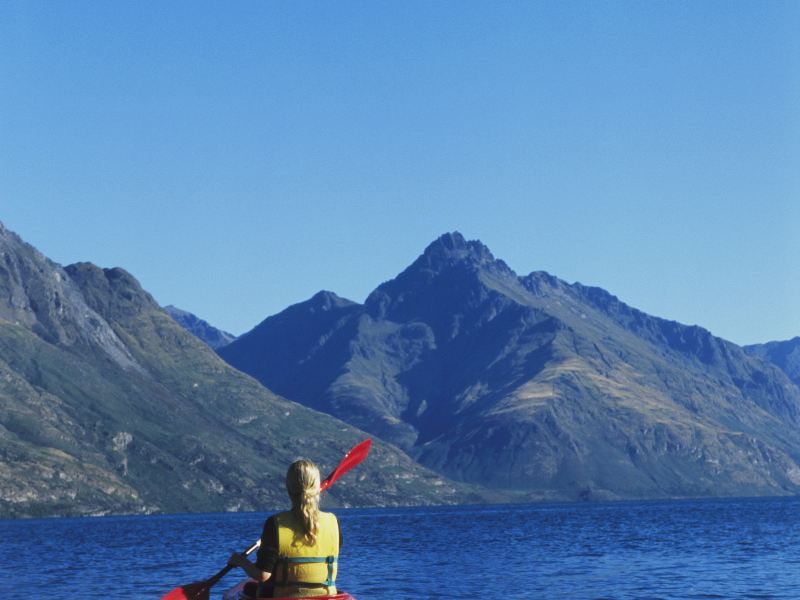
[222,580,356,600]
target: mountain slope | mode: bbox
[164,304,237,349]
[219,232,800,500]
[0,223,482,517]
[745,337,800,386]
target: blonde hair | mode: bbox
[286,459,321,545]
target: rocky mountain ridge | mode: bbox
[164,304,237,349]
[0,223,485,518]
[220,232,800,500]
[745,337,800,387]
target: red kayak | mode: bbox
[222,579,356,600]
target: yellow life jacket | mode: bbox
[271,510,339,598]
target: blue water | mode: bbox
[1,497,799,599]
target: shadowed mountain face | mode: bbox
[164,305,237,349]
[220,232,800,501]
[745,338,800,386]
[0,223,482,517]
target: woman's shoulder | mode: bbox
[320,510,339,524]
[269,510,294,524]
[263,510,291,528]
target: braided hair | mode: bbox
[285,459,321,545]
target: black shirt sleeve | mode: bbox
[255,516,279,572]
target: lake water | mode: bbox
[1,496,799,599]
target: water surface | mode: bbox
[1,496,798,599]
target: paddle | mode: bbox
[320,438,371,491]
[161,438,372,600]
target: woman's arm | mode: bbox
[227,552,271,583]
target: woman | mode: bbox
[228,459,341,598]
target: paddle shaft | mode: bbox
[201,539,261,591]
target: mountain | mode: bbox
[0,223,484,518]
[219,232,800,501]
[164,304,237,349]
[745,338,800,387]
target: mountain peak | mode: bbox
[421,232,496,268]
[164,304,190,317]
[429,231,469,251]
[364,232,518,323]
[65,262,159,319]
[308,290,358,311]
[0,222,30,251]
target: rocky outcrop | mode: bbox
[0,226,139,370]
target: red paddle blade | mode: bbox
[320,438,371,491]
[160,581,209,600]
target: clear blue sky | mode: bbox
[1,1,798,345]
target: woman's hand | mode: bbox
[227,551,271,582]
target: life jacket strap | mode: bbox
[279,554,338,587]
